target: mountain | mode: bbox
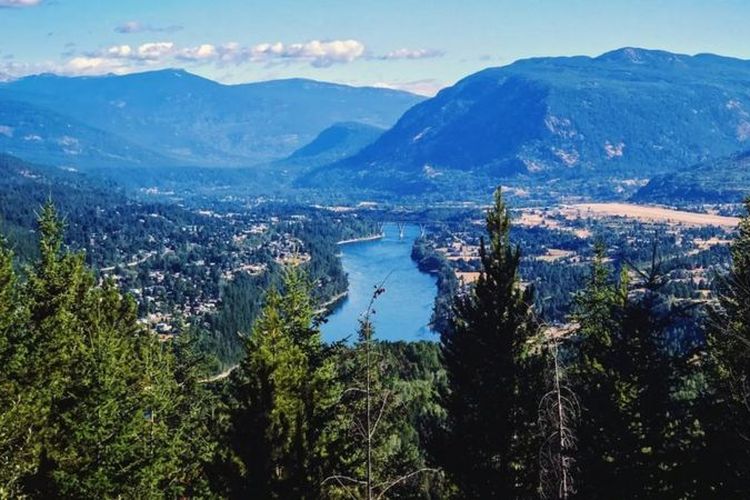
[633,149,750,204]
[285,122,384,166]
[302,48,750,194]
[0,70,423,167]
[0,99,175,168]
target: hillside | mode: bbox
[0,154,126,255]
[634,149,750,204]
[0,99,175,168]
[0,70,423,167]
[302,48,750,194]
[285,121,384,165]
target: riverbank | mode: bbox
[315,291,348,315]
[336,232,385,245]
[200,364,239,383]
[324,223,438,342]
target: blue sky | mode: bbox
[1,0,748,94]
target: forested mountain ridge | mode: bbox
[0,99,175,168]
[0,153,126,256]
[303,48,750,194]
[634,148,750,204]
[285,121,384,165]
[0,70,423,167]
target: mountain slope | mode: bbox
[303,48,750,194]
[0,99,175,168]
[633,149,750,204]
[0,154,126,253]
[286,121,384,165]
[0,70,423,167]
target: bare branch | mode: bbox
[375,468,440,500]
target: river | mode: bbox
[322,223,438,343]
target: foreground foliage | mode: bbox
[0,202,216,498]
[4,196,750,498]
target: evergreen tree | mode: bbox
[227,267,338,499]
[571,244,697,498]
[704,197,750,495]
[437,189,545,498]
[0,239,35,497]
[568,245,627,498]
[0,201,216,498]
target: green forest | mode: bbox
[3,191,750,499]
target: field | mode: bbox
[565,203,740,227]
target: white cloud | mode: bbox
[105,45,133,58]
[63,57,128,75]
[372,79,445,97]
[251,39,366,67]
[176,44,218,62]
[115,21,183,34]
[98,42,175,61]
[0,0,43,7]
[32,42,177,77]
[177,39,367,67]
[0,38,443,79]
[377,48,445,60]
[134,42,175,60]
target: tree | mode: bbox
[571,243,698,498]
[227,267,339,499]
[324,285,438,499]
[567,244,626,498]
[538,340,579,500]
[437,189,546,498]
[0,239,35,497]
[704,197,750,494]
[0,201,213,498]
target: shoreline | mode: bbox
[336,232,385,245]
[315,291,348,315]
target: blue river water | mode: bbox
[322,223,438,343]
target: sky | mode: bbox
[0,0,749,95]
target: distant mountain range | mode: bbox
[634,149,750,204]
[303,48,750,194]
[0,70,423,168]
[3,49,750,202]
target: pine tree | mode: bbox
[538,340,579,500]
[704,197,750,495]
[571,244,696,498]
[0,201,213,498]
[437,189,545,498]
[165,327,222,497]
[568,245,626,498]
[227,267,339,498]
[0,239,36,497]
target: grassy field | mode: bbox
[564,203,740,227]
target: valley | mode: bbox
[3,29,750,497]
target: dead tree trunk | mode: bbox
[539,340,579,499]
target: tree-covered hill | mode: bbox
[0,99,175,169]
[285,121,384,166]
[634,149,750,204]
